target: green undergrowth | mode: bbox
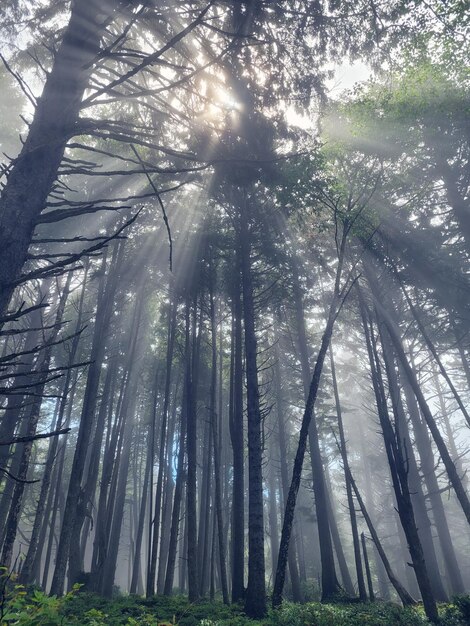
[1,584,470,625]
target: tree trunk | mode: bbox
[330,346,367,601]
[147,297,177,596]
[210,286,229,604]
[359,283,438,623]
[101,292,146,596]
[239,206,266,618]
[20,264,88,584]
[361,533,375,602]
[229,269,245,603]
[273,333,303,602]
[273,230,347,608]
[365,263,470,526]
[50,241,124,595]
[0,0,116,317]
[186,297,199,602]
[1,274,71,568]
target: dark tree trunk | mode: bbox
[358,282,438,623]
[239,205,266,619]
[0,291,49,474]
[186,297,199,602]
[404,374,465,595]
[324,455,355,596]
[147,297,177,596]
[361,533,375,602]
[1,276,71,568]
[268,452,279,582]
[20,264,88,585]
[157,383,178,593]
[273,334,303,602]
[197,405,212,597]
[210,286,229,604]
[273,230,347,608]
[379,321,447,601]
[50,242,124,595]
[330,346,367,601]
[365,264,470,526]
[229,267,245,603]
[347,464,416,606]
[0,0,116,318]
[101,292,146,597]
[164,319,189,595]
[130,423,153,594]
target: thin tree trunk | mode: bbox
[164,320,189,595]
[378,322,447,602]
[273,229,348,608]
[404,373,465,595]
[210,285,229,604]
[50,242,124,595]
[20,265,88,584]
[365,263,470,526]
[347,465,416,606]
[361,533,375,602]
[330,346,367,601]
[359,284,438,623]
[186,297,199,602]
[147,296,177,596]
[130,422,152,594]
[100,292,146,596]
[1,275,71,568]
[273,334,303,602]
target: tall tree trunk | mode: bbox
[20,264,89,584]
[379,318,447,601]
[197,407,212,597]
[348,463,416,605]
[101,291,146,597]
[273,229,347,608]
[404,373,465,595]
[0,290,49,474]
[130,422,152,594]
[0,0,116,317]
[273,332,303,602]
[330,346,367,601]
[364,263,470,526]
[147,297,177,596]
[229,271,245,603]
[358,284,438,623]
[361,533,375,602]
[50,241,124,595]
[239,206,266,618]
[164,316,189,595]
[157,383,179,593]
[210,286,229,604]
[186,297,199,602]
[1,274,71,568]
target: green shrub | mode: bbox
[453,595,470,621]
[0,568,82,625]
[268,601,428,626]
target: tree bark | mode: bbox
[239,205,266,618]
[330,346,367,601]
[0,0,116,318]
[50,241,124,595]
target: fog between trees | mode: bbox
[0,1,469,623]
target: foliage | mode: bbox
[3,584,469,626]
[0,567,81,625]
[268,601,428,626]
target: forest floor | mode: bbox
[2,589,469,625]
